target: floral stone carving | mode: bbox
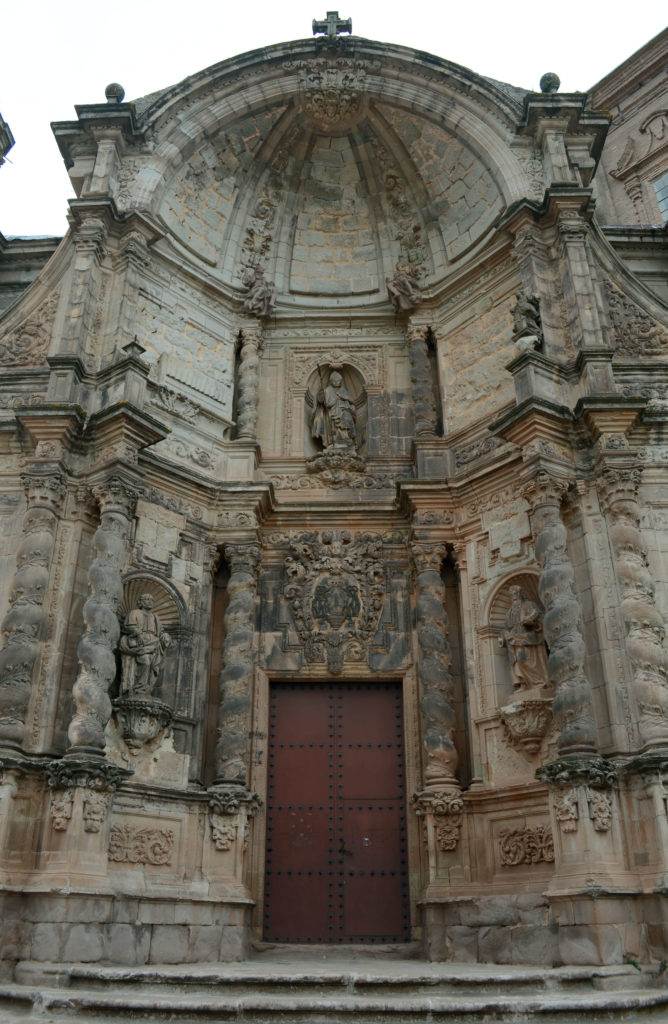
[413,788,464,852]
[112,696,173,751]
[498,824,554,866]
[283,531,385,674]
[108,824,174,864]
[500,698,553,755]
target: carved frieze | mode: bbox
[498,825,554,866]
[108,824,174,864]
[283,531,386,674]
[603,280,668,356]
[0,292,59,366]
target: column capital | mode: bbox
[410,539,447,574]
[92,475,140,518]
[20,470,67,513]
[521,468,571,510]
[223,542,261,577]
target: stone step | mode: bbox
[1,980,668,1023]
[1,960,668,1022]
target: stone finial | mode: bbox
[105,83,125,103]
[539,73,561,94]
[312,11,352,38]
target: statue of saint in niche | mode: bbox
[311,370,357,451]
[119,593,171,697]
[499,585,549,691]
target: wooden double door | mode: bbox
[263,681,409,944]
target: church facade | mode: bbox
[0,21,667,969]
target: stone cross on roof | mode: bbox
[312,11,353,38]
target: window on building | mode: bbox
[653,172,668,221]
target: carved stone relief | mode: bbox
[108,824,174,864]
[0,292,59,366]
[603,280,668,356]
[498,825,554,866]
[283,531,386,674]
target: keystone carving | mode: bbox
[0,472,66,748]
[283,531,386,674]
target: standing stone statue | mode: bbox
[510,291,543,349]
[242,267,276,318]
[119,593,170,697]
[499,585,549,691]
[386,263,421,313]
[311,371,357,451]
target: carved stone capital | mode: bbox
[413,787,464,852]
[93,476,140,519]
[410,540,447,575]
[46,757,132,792]
[224,543,261,578]
[21,472,67,513]
[72,216,107,257]
[597,463,642,514]
[208,784,262,817]
[239,325,265,352]
[536,755,617,789]
[521,470,570,511]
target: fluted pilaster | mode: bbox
[0,472,66,749]
[236,326,264,440]
[214,542,261,786]
[523,471,598,755]
[407,325,438,437]
[67,476,138,755]
[598,463,668,747]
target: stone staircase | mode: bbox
[1,952,668,1022]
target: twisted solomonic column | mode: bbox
[236,326,264,440]
[598,463,668,747]
[407,325,438,437]
[67,477,138,757]
[214,542,261,788]
[410,540,464,851]
[523,471,598,756]
[0,472,66,749]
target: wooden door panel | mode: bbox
[264,682,409,944]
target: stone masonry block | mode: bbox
[30,923,67,962]
[105,923,150,964]
[512,925,560,965]
[63,924,105,963]
[187,925,223,962]
[149,925,190,964]
[459,896,519,927]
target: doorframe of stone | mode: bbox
[248,666,423,945]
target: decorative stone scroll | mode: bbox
[108,824,174,865]
[407,325,438,436]
[283,530,386,674]
[207,785,262,851]
[0,472,66,749]
[597,464,668,746]
[214,543,261,786]
[413,788,464,852]
[46,758,130,834]
[236,326,264,440]
[498,825,554,866]
[522,471,597,755]
[67,477,138,755]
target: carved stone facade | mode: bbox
[0,23,667,974]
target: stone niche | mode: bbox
[486,572,555,765]
[304,362,368,465]
[108,574,191,785]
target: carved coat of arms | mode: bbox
[283,531,386,673]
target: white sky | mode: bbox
[1,0,665,237]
